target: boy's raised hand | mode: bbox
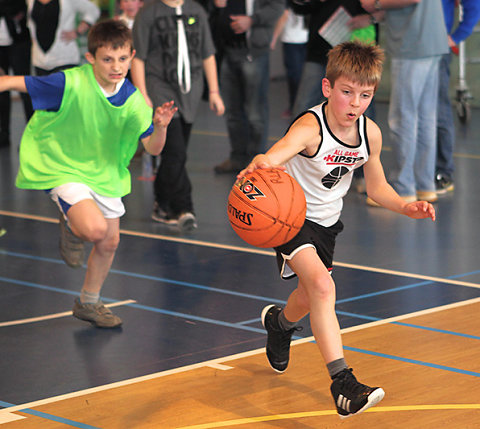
[153,100,177,128]
[403,201,436,221]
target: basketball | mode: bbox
[227,168,306,248]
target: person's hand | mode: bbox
[209,92,225,116]
[359,0,376,14]
[347,14,372,30]
[230,15,252,34]
[214,0,227,7]
[236,154,285,180]
[403,201,436,221]
[61,30,78,42]
[153,100,177,128]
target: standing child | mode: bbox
[131,0,224,232]
[238,41,436,419]
[0,19,176,328]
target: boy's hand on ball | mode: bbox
[153,101,177,128]
[237,155,285,180]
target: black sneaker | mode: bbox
[261,304,301,373]
[151,202,178,226]
[330,368,385,419]
[435,174,454,194]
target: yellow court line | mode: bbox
[177,404,480,428]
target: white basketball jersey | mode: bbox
[285,102,370,227]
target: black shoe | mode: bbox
[330,368,385,419]
[151,202,178,226]
[261,304,301,373]
[435,174,454,194]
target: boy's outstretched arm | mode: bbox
[141,101,177,156]
[237,112,321,179]
[0,76,27,93]
[363,119,436,221]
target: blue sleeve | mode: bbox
[140,123,154,139]
[24,72,65,111]
[451,0,480,44]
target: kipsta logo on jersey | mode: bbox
[236,177,265,201]
[322,166,350,189]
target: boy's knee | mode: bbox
[308,276,335,301]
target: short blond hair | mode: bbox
[326,41,384,91]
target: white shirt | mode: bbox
[27,0,100,70]
[285,103,370,227]
[0,18,13,46]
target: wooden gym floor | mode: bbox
[1,81,480,428]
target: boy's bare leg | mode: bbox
[66,200,122,327]
[285,247,344,363]
[281,247,384,418]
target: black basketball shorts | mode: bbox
[274,219,344,280]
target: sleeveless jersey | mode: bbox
[285,102,370,227]
[16,64,153,197]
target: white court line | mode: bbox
[1,210,479,290]
[0,413,25,424]
[2,296,480,419]
[0,300,136,328]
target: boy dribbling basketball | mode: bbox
[0,20,177,328]
[238,41,436,419]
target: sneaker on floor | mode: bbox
[178,212,197,232]
[214,159,243,174]
[59,213,85,268]
[416,190,437,203]
[330,368,385,419]
[72,298,122,328]
[435,175,454,194]
[151,202,178,226]
[261,304,301,373]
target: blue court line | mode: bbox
[344,345,480,377]
[337,310,480,340]
[3,250,480,308]
[0,250,283,304]
[0,400,100,429]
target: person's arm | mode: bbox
[131,57,153,107]
[203,55,225,116]
[0,75,27,93]
[271,8,289,50]
[141,101,177,155]
[450,0,480,45]
[360,0,420,14]
[238,112,320,178]
[363,118,436,220]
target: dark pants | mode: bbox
[154,116,193,216]
[283,42,306,112]
[0,40,34,144]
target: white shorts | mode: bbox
[48,183,125,219]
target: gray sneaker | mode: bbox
[59,214,85,268]
[178,212,197,232]
[72,298,122,328]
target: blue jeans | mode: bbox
[283,42,306,111]
[388,56,440,196]
[436,53,455,180]
[221,50,270,165]
[292,61,326,116]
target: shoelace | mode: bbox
[336,369,369,395]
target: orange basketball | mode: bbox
[227,168,306,248]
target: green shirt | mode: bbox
[16,64,153,197]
